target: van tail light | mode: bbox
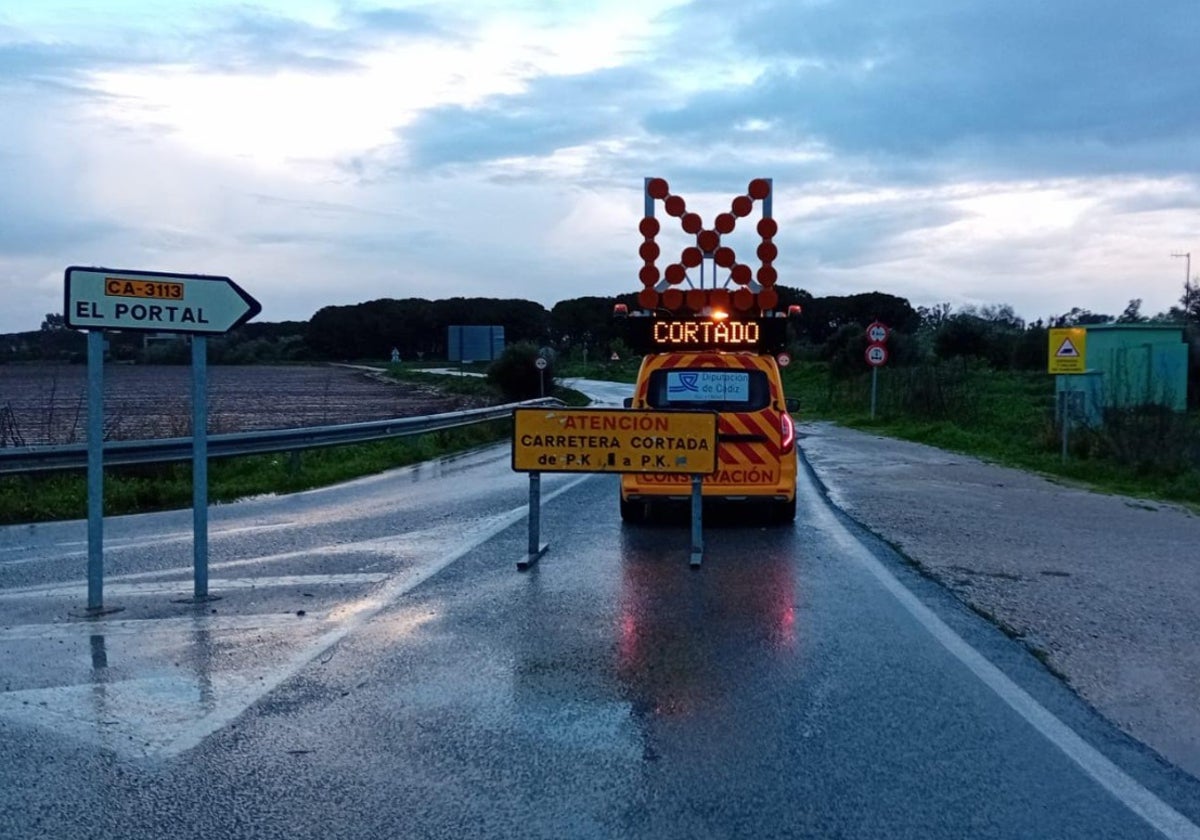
[780,410,795,454]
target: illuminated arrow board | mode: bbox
[64,266,261,335]
[512,408,717,474]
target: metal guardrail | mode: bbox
[0,397,563,475]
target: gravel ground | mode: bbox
[798,420,1200,781]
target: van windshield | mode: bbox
[645,368,771,412]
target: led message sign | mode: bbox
[623,317,787,354]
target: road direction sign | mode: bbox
[866,321,889,343]
[64,266,261,335]
[1048,327,1087,374]
[512,408,717,474]
[865,343,888,367]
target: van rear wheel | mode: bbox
[620,496,646,524]
[774,497,796,524]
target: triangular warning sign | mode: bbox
[1055,338,1080,358]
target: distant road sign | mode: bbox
[1048,328,1087,374]
[866,321,889,343]
[64,267,260,335]
[513,408,716,474]
[865,343,888,367]
[776,351,791,368]
[535,357,548,370]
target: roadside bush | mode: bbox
[1011,326,1048,370]
[1096,405,1200,476]
[824,324,869,379]
[140,340,190,365]
[487,341,554,401]
[879,361,977,422]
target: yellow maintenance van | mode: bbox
[618,175,800,523]
[617,311,800,524]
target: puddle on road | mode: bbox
[0,490,588,760]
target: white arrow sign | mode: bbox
[65,267,261,335]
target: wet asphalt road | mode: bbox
[4,440,1200,838]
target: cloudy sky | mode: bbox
[2,0,1198,333]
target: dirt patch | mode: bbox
[0,363,487,444]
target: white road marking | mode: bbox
[0,612,327,641]
[0,573,389,600]
[799,466,1200,840]
[0,475,592,759]
[0,521,298,564]
[0,675,267,757]
[0,517,522,589]
[159,473,592,757]
[98,518,515,584]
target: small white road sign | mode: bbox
[866,321,889,343]
[65,267,261,335]
[535,357,548,370]
[865,343,888,367]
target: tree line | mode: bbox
[4,287,1197,404]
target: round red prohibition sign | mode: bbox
[866,321,889,343]
[776,351,792,368]
[865,343,888,367]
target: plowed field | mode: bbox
[0,364,482,446]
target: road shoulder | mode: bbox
[798,420,1200,781]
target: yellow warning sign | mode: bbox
[512,408,717,474]
[1048,328,1087,374]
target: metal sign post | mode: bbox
[1048,328,1088,463]
[63,266,259,613]
[1062,386,1071,463]
[871,366,879,419]
[83,330,116,614]
[191,336,213,600]
[535,355,547,398]
[865,340,888,419]
[511,407,717,568]
[865,322,889,420]
[519,472,548,571]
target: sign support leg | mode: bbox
[1061,383,1071,463]
[870,366,878,420]
[190,336,217,602]
[86,330,105,611]
[76,330,121,618]
[518,471,549,571]
[689,474,704,568]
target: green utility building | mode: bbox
[1056,323,1189,426]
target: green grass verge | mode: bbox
[555,359,640,383]
[782,360,1200,508]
